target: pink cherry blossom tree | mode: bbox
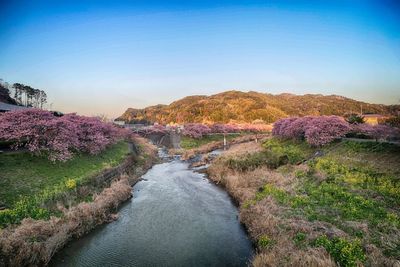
[0,109,128,161]
[182,123,211,139]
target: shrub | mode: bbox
[345,114,365,124]
[313,235,366,267]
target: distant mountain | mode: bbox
[118,90,399,124]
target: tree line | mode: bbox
[0,79,47,108]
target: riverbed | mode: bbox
[51,153,253,267]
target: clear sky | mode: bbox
[1,0,399,118]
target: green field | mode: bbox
[0,141,129,209]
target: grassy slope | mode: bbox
[208,138,400,266]
[0,141,129,208]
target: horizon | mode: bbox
[1,0,400,118]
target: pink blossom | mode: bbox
[0,109,126,161]
[353,123,400,141]
[272,116,351,146]
[182,123,211,138]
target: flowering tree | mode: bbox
[210,124,240,134]
[284,116,314,140]
[0,109,127,161]
[272,117,298,138]
[273,116,351,146]
[353,124,400,141]
[304,116,351,146]
[273,115,400,146]
[182,123,211,139]
[138,124,168,136]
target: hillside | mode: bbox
[118,90,399,124]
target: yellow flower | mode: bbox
[65,179,77,190]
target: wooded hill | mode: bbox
[118,90,399,124]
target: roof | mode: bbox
[0,102,29,112]
[362,114,388,118]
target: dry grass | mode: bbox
[0,177,132,266]
[131,135,158,161]
[0,136,158,267]
[208,156,339,266]
[207,141,398,267]
[181,134,270,160]
[128,135,158,184]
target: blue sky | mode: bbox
[0,0,399,117]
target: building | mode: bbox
[363,114,389,125]
[0,102,28,113]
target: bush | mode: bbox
[313,235,366,267]
[345,114,365,124]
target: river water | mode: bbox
[51,152,253,267]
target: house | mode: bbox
[0,102,28,113]
[363,114,389,125]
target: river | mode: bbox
[51,151,253,267]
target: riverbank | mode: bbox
[0,136,158,266]
[206,138,400,266]
[50,154,253,266]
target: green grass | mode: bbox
[313,235,366,267]
[244,138,400,261]
[180,134,240,149]
[226,138,313,172]
[0,141,130,227]
[258,235,274,249]
[0,141,129,207]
